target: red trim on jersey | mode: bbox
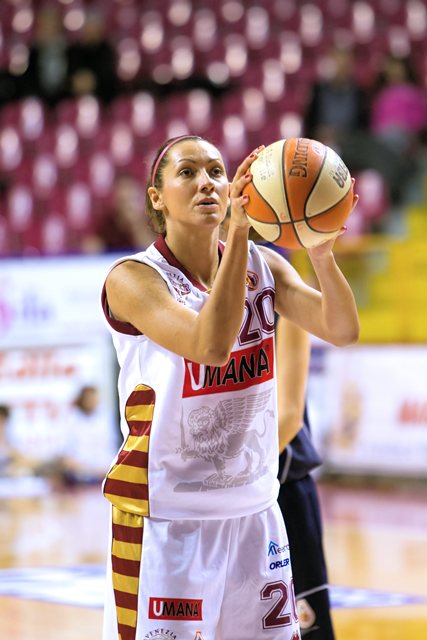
[101,284,142,336]
[102,239,224,334]
[111,556,141,578]
[112,523,144,544]
[114,590,139,610]
[112,555,141,577]
[116,449,148,468]
[106,478,149,500]
[126,388,155,406]
[154,234,224,292]
[111,508,144,640]
[118,623,137,640]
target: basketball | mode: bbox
[243,137,354,249]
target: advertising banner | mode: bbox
[321,345,427,477]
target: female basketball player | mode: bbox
[101,135,359,640]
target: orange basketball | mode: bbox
[243,137,355,249]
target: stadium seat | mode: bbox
[0,214,10,256]
[40,213,69,255]
[187,89,214,134]
[0,125,23,174]
[31,153,58,201]
[19,97,46,146]
[109,122,136,170]
[89,152,116,201]
[56,96,104,151]
[6,183,34,233]
[115,37,143,86]
[54,124,80,181]
[64,182,95,232]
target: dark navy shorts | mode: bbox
[278,474,335,639]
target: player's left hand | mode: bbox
[307,179,359,259]
[228,145,265,230]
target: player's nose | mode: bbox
[199,169,215,191]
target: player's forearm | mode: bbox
[309,252,359,346]
[278,413,303,453]
[196,225,249,366]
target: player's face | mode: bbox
[155,140,230,229]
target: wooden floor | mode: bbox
[0,480,426,640]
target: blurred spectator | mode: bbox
[82,174,158,254]
[0,67,19,107]
[60,385,119,486]
[19,6,69,107]
[304,46,370,150]
[304,46,418,209]
[0,404,36,477]
[67,7,118,104]
[369,54,427,201]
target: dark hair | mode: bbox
[375,54,419,91]
[0,405,10,420]
[74,385,98,412]
[145,135,204,233]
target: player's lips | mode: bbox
[195,198,218,209]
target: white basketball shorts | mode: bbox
[103,502,301,640]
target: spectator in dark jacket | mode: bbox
[67,7,118,104]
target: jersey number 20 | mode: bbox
[261,579,298,629]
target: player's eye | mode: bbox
[178,167,194,177]
[211,166,225,177]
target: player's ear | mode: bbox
[148,186,164,211]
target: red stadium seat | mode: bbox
[32,152,58,200]
[64,182,95,232]
[88,152,116,206]
[54,123,80,184]
[55,96,105,153]
[6,183,34,233]
[40,213,69,255]
[187,89,214,134]
[0,214,10,256]
[19,97,46,144]
[109,122,136,170]
[0,125,23,174]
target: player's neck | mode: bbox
[164,231,220,290]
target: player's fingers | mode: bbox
[231,145,264,190]
[351,193,359,210]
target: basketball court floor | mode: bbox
[0,478,426,639]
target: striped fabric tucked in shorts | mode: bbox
[111,507,144,640]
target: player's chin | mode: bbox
[195,206,224,224]
[195,203,221,215]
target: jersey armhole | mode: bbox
[101,284,142,336]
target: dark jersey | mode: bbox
[278,405,322,483]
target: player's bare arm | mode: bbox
[106,151,261,367]
[259,244,360,346]
[276,317,311,452]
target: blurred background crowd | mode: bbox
[1,0,427,490]
[0,0,427,258]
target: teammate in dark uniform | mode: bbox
[276,316,336,639]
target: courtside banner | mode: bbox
[0,254,116,347]
[0,254,121,476]
[321,345,427,477]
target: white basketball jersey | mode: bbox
[101,236,279,520]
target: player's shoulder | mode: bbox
[106,246,167,292]
[255,242,290,267]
